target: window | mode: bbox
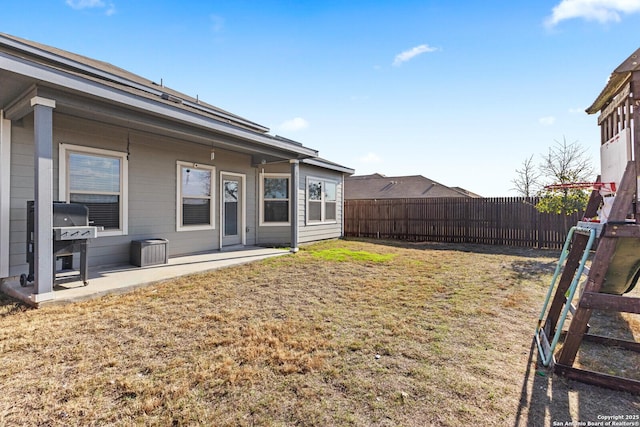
[177,161,215,231]
[308,179,322,222]
[325,181,337,221]
[306,177,338,224]
[59,144,128,236]
[260,174,290,225]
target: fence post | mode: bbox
[405,200,409,241]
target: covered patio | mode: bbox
[0,246,288,307]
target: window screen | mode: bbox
[68,152,121,230]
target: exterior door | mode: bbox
[221,174,243,246]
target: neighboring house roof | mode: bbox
[0,33,335,164]
[451,186,483,198]
[345,174,480,199]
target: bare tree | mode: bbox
[536,137,595,219]
[539,137,593,186]
[512,155,540,197]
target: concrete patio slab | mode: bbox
[1,246,289,307]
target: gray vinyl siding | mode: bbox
[8,113,41,277]
[256,225,290,246]
[255,163,346,246]
[298,165,344,244]
[7,112,260,276]
[6,110,346,279]
[255,164,291,246]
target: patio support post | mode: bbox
[0,110,10,278]
[31,96,56,303]
[290,159,299,253]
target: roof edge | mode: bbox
[0,33,270,133]
[1,50,319,158]
[302,158,354,174]
[586,72,631,115]
[586,48,640,115]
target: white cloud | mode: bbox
[568,107,585,113]
[392,44,438,67]
[278,117,309,132]
[539,116,556,126]
[66,0,104,9]
[358,152,382,164]
[545,0,640,27]
[66,0,116,15]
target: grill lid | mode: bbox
[53,202,89,227]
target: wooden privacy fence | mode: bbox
[344,197,582,250]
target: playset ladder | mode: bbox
[536,163,640,394]
[535,225,597,367]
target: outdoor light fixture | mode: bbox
[210,149,215,160]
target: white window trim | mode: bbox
[176,161,216,232]
[59,143,129,237]
[259,172,291,226]
[306,176,338,225]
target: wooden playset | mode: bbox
[535,49,640,394]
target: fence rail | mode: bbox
[344,197,582,249]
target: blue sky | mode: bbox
[2,0,640,196]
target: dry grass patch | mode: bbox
[0,238,638,426]
[556,285,640,382]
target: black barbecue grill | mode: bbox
[20,201,98,287]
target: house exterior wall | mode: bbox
[7,112,263,277]
[5,114,349,281]
[254,163,291,246]
[8,114,37,277]
[298,164,345,243]
[253,163,346,246]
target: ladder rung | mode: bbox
[575,227,594,236]
[576,221,604,237]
